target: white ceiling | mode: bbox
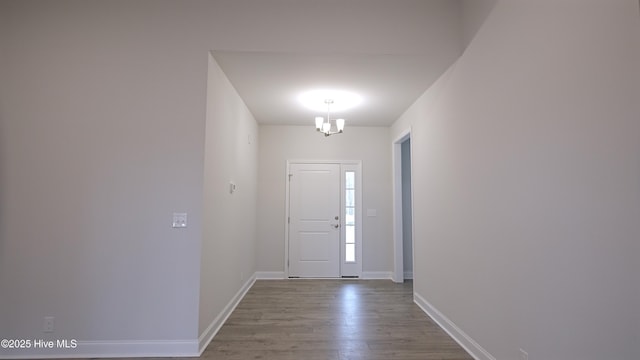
[213,52,457,126]
[208,0,477,127]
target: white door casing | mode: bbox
[288,163,341,277]
[392,129,412,283]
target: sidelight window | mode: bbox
[345,171,356,263]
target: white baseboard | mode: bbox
[0,340,198,359]
[1,273,259,359]
[1,272,260,360]
[414,292,495,360]
[361,271,393,280]
[255,271,285,280]
[197,273,256,354]
[404,270,414,279]
[256,271,391,280]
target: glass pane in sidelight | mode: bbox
[346,243,355,262]
[346,189,355,207]
[345,207,355,225]
[346,171,355,189]
[346,225,355,244]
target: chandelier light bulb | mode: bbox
[305,93,357,137]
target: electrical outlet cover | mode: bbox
[43,316,54,333]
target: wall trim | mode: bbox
[255,271,286,280]
[414,292,496,360]
[0,340,198,359]
[197,273,256,355]
[361,271,393,280]
[403,271,414,279]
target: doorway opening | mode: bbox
[392,130,413,283]
[285,160,363,278]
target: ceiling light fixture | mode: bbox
[314,99,345,137]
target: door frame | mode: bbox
[285,160,363,278]
[392,129,413,283]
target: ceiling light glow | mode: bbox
[298,89,363,112]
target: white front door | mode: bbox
[288,163,340,278]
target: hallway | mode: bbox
[205,280,472,360]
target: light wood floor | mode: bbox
[203,279,473,360]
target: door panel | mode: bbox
[289,163,340,278]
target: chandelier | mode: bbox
[314,99,345,137]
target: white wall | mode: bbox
[392,1,640,359]
[0,1,206,356]
[199,54,258,337]
[257,126,392,275]
[0,0,8,337]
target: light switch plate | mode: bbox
[172,213,187,228]
[367,209,377,217]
